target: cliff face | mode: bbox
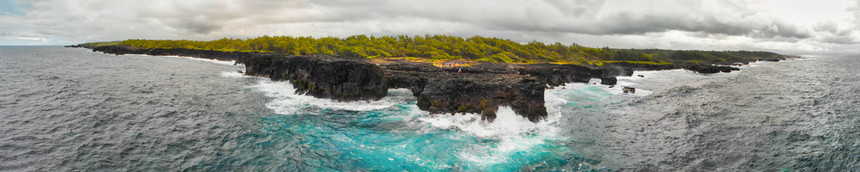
[379,62,548,121]
[239,54,389,101]
[416,75,547,122]
[513,64,601,86]
[79,45,769,122]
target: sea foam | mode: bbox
[250,80,415,113]
[137,54,240,66]
[226,69,573,170]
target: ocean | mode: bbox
[1,46,857,171]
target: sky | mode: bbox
[2,0,860,54]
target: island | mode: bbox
[68,35,794,122]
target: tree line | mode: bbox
[112,35,785,64]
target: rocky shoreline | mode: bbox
[72,45,788,122]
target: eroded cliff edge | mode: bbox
[79,45,788,122]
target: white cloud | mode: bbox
[16,36,44,41]
[1,0,859,54]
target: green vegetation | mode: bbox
[627,49,784,63]
[96,35,785,64]
[603,60,673,65]
[79,41,120,47]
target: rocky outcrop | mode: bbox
[239,54,389,101]
[92,45,255,62]
[379,61,548,121]
[684,65,740,74]
[76,44,782,123]
[513,64,599,86]
[416,75,546,122]
[91,45,150,55]
[508,62,666,87]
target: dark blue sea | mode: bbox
[1,47,858,171]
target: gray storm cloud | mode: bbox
[2,0,860,53]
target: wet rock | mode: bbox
[415,75,547,122]
[240,53,388,101]
[600,77,618,85]
[381,62,547,122]
[623,87,636,94]
[684,65,739,74]
[513,63,598,86]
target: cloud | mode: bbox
[0,0,858,53]
[16,36,44,41]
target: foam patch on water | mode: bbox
[413,93,569,168]
[418,106,559,139]
[220,71,247,78]
[559,79,653,96]
[416,106,565,168]
[412,93,570,168]
[456,132,556,168]
[615,69,740,92]
[163,55,238,66]
[136,54,240,66]
[248,79,415,114]
[746,61,766,67]
[188,58,237,66]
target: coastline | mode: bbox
[70,45,793,122]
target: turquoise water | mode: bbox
[221,74,608,171]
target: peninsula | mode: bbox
[70,35,793,122]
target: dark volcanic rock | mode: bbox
[511,62,678,87]
[145,48,255,62]
[240,54,388,101]
[684,65,740,74]
[380,62,547,122]
[414,74,547,122]
[623,87,636,94]
[600,77,618,85]
[513,63,600,86]
[92,45,149,55]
